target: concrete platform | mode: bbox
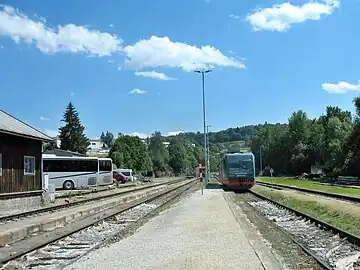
[65,189,284,270]
[0,185,166,247]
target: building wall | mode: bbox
[0,133,42,193]
[88,140,105,150]
[87,139,109,155]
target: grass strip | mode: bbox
[259,177,360,196]
[255,187,360,236]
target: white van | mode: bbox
[118,169,134,181]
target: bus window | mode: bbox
[99,160,112,172]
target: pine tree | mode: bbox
[100,132,105,142]
[58,102,90,154]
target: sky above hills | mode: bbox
[0,0,358,139]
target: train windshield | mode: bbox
[226,155,254,173]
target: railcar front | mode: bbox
[219,152,255,191]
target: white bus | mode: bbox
[43,156,99,190]
[98,158,113,186]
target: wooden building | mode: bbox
[0,110,53,194]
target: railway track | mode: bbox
[0,179,198,270]
[54,182,137,199]
[255,180,360,203]
[241,189,360,270]
[0,178,187,223]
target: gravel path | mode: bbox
[64,189,282,270]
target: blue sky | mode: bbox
[0,0,358,139]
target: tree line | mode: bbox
[55,97,360,178]
[54,102,206,176]
[171,98,360,177]
[108,131,206,176]
[248,98,360,177]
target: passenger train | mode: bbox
[218,151,255,191]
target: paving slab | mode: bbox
[65,189,284,270]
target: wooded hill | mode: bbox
[56,97,360,178]
[170,97,360,178]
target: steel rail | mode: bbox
[239,191,333,270]
[256,180,360,203]
[0,179,197,266]
[61,180,199,269]
[0,178,190,222]
[249,189,360,247]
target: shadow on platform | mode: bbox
[206,183,222,189]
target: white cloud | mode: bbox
[129,88,146,95]
[166,131,183,136]
[0,5,245,72]
[70,92,75,97]
[246,0,340,32]
[322,81,360,94]
[0,5,122,57]
[128,131,184,139]
[134,71,176,81]
[0,5,246,73]
[229,14,241,20]
[0,45,4,49]
[40,116,50,121]
[122,36,245,72]
[128,132,148,139]
[109,24,115,28]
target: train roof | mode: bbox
[220,152,254,160]
[224,152,254,156]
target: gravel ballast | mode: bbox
[64,189,283,270]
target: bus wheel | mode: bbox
[63,180,74,190]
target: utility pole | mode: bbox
[194,69,212,187]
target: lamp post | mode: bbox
[194,69,212,187]
[259,145,263,175]
[206,125,211,182]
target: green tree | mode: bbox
[306,119,325,167]
[58,102,90,154]
[100,132,105,142]
[100,131,114,148]
[109,135,152,174]
[148,131,170,177]
[168,139,188,175]
[343,97,360,176]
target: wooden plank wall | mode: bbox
[0,133,42,193]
